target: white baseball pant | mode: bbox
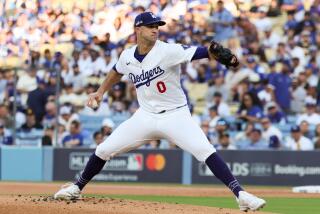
[95,106,216,162]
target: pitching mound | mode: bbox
[0,195,255,214]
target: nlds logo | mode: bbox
[199,162,249,176]
[227,162,249,176]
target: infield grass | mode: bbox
[88,194,320,214]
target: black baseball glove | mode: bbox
[208,41,239,68]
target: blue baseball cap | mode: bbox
[216,118,228,126]
[291,125,300,132]
[134,12,166,27]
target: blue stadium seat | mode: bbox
[79,114,104,133]
[276,124,292,133]
[15,129,44,146]
[287,115,297,124]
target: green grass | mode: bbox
[87,194,320,214]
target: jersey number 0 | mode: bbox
[156,81,166,93]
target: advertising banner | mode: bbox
[53,148,183,183]
[192,151,320,186]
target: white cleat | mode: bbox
[54,183,82,200]
[236,191,266,212]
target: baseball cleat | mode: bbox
[54,183,81,200]
[236,191,266,212]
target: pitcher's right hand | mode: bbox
[86,92,103,109]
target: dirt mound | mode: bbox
[2,182,317,214]
[0,195,251,214]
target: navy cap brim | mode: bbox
[136,20,166,27]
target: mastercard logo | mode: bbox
[146,154,166,171]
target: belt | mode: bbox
[156,104,187,114]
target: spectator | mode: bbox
[58,105,79,132]
[248,73,264,97]
[109,101,130,127]
[216,132,236,150]
[257,83,275,105]
[252,6,272,32]
[42,101,57,128]
[95,50,117,75]
[42,125,54,146]
[296,97,320,125]
[269,135,282,149]
[99,33,116,52]
[246,56,266,79]
[260,116,283,146]
[313,124,320,149]
[62,120,83,148]
[143,140,161,149]
[90,131,104,148]
[206,74,229,102]
[240,128,269,150]
[299,120,314,139]
[211,0,235,42]
[27,77,48,123]
[59,83,79,106]
[235,122,254,143]
[225,66,253,95]
[40,49,53,70]
[237,92,263,123]
[269,62,292,112]
[0,104,14,128]
[200,120,215,144]
[284,12,298,32]
[211,91,230,117]
[267,0,281,17]
[266,102,286,124]
[207,106,221,129]
[20,108,43,131]
[78,49,93,76]
[16,66,37,94]
[285,125,314,151]
[101,118,115,139]
[290,77,307,113]
[109,82,126,103]
[236,17,259,45]
[68,64,87,93]
[0,122,13,146]
[210,118,229,145]
[295,11,316,36]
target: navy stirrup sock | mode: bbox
[205,152,243,197]
[75,153,106,190]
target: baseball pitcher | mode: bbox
[54,12,265,212]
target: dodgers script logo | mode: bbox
[129,66,165,88]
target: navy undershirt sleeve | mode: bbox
[112,64,123,75]
[191,46,209,61]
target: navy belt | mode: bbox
[156,104,187,114]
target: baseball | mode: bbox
[91,99,99,109]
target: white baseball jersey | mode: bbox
[115,40,197,113]
[95,40,216,163]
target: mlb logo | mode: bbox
[149,12,157,19]
[136,20,143,26]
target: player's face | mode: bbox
[136,24,159,43]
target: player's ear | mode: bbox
[134,26,140,34]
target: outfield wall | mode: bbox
[0,147,320,186]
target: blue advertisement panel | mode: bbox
[1,147,43,181]
[53,148,183,183]
[192,150,320,186]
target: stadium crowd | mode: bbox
[0,0,320,151]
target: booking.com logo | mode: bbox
[146,154,166,171]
